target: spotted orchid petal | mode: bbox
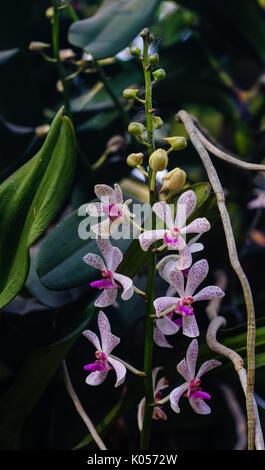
[176,244,192,270]
[154,327,173,348]
[111,246,123,272]
[83,253,106,271]
[153,201,174,229]
[154,296,179,317]
[186,339,198,379]
[91,218,112,238]
[196,359,222,379]
[177,358,191,382]
[175,190,197,227]
[189,242,204,253]
[185,259,209,297]
[181,217,210,235]
[85,370,108,386]
[114,183,123,204]
[107,356,126,387]
[156,316,180,335]
[182,314,199,338]
[192,286,225,302]
[139,229,167,251]
[113,272,134,300]
[189,397,211,415]
[86,202,106,217]
[169,383,189,413]
[97,311,111,354]
[168,269,185,298]
[95,288,118,307]
[94,184,116,205]
[82,330,101,352]
[97,238,114,271]
[152,367,163,389]
[155,376,169,393]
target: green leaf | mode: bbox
[0,107,76,309]
[0,302,95,449]
[68,0,161,59]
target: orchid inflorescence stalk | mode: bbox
[79,28,230,450]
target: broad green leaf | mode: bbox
[0,302,95,449]
[36,182,212,291]
[68,0,161,59]
[0,107,76,309]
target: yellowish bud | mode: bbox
[127,153,144,167]
[152,68,166,81]
[123,88,139,100]
[29,41,51,52]
[59,49,76,62]
[56,80,63,92]
[45,7,54,20]
[128,121,145,137]
[106,135,124,153]
[153,116,163,129]
[35,124,50,137]
[149,148,168,172]
[163,136,187,151]
[160,168,186,193]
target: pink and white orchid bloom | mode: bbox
[83,238,134,307]
[169,339,221,414]
[82,311,126,387]
[137,367,169,431]
[86,183,134,237]
[154,259,225,341]
[139,190,210,270]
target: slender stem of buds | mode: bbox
[52,0,71,118]
[133,286,148,298]
[176,110,256,449]
[109,354,146,377]
[92,149,109,170]
[140,34,157,451]
[136,165,149,178]
[62,360,107,450]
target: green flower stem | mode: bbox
[52,0,72,118]
[140,36,157,451]
[93,59,129,127]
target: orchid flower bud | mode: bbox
[152,69,166,81]
[130,46,141,57]
[45,7,54,19]
[163,136,187,151]
[149,53,159,65]
[123,88,139,100]
[140,28,154,45]
[128,122,146,137]
[107,135,124,153]
[160,168,186,193]
[59,49,76,62]
[127,153,144,167]
[149,149,168,172]
[29,41,51,52]
[153,116,163,129]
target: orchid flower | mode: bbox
[82,311,126,387]
[168,339,221,414]
[86,183,134,237]
[153,259,225,342]
[247,188,265,210]
[137,367,169,431]
[139,190,210,270]
[83,238,134,307]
